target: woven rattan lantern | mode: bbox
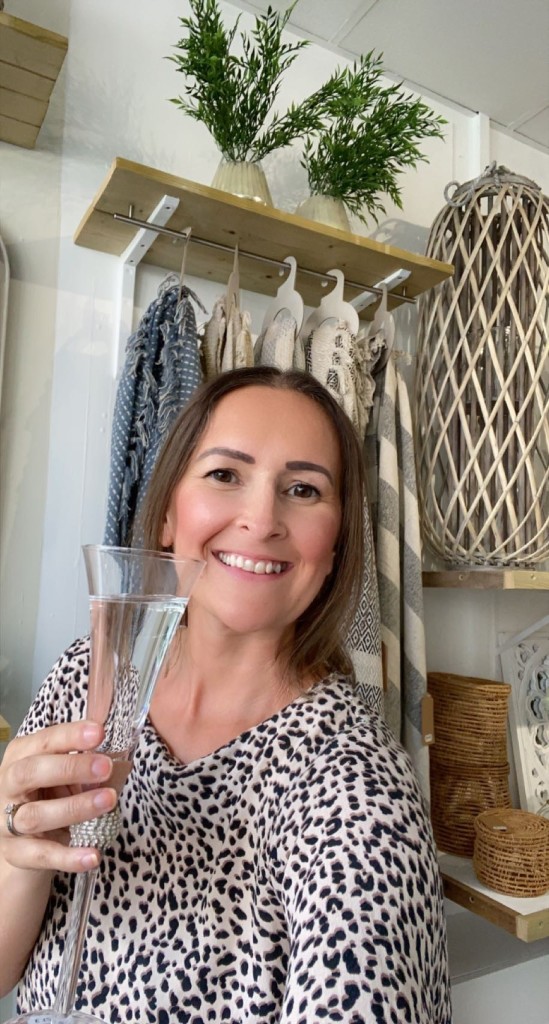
[416,164,549,566]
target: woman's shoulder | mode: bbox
[289,674,424,805]
[18,635,91,736]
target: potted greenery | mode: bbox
[297,52,446,229]
[169,0,325,205]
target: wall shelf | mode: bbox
[0,13,68,149]
[440,853,549,943]
[73,157,454,315]
[423,569,549,590]
[0,713,10,742]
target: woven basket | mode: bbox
[431,763,511,856]
[474,808,549,897]
[428,673,511,767]
[415,166,549,566]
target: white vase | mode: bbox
[295,195,351,231]
[211,160,273,206]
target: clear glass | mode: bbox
[8,545,204,1024]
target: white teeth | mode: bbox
[218,553,285,574]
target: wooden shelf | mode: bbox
[423,569,549,590]
[73,157,454,314]
[440,853,549,943]
[0,714,11,742]
[0,12,68,149]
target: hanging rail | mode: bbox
[112,211,415,305]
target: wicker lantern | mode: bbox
[415,164,549,566]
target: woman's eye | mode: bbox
[287,482,320,499]
[206,468,238,484]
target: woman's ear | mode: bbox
[161,514,174,550]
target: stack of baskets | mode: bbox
[474,809,549,897]
[428,673,512,856]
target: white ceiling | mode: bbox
[230,0,549,150]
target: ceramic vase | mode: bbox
[294,195,351,231]
[211,160,273,206]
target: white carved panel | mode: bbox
[499,629,549,818]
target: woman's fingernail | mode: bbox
[82,723,101,744]
[80,851,100,869]
[93,789,114,811]
[91,756,110,779]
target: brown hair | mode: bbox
[140,367,366,682]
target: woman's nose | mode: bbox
[236,486,287,539]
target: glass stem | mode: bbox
[53,868,98,1015]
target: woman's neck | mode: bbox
[149,618,301,764]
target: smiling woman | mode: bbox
[142,366,365,685]
[0,367,452,1024]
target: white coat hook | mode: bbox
[367,283,396,373]
[300,268,359,338]
[261,256,304,334]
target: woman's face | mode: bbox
[162,386,342,640]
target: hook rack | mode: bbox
[112,210,416,307]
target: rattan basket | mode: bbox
[431,763,511,856]
[428,673,511,767]
[473,808,549,897]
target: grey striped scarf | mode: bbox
[365,354,429,799]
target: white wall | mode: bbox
[0,0,548,1020]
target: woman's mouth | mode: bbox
[216,552,290,575]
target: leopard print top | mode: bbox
[17,636,451,1023]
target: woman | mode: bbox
[0,367,451,1022]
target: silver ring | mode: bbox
[4,801,25,837]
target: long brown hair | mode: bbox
[140,367,366,682]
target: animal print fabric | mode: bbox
[17,637,452,1023]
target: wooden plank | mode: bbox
[0,14,68,81]
[441,873,549,943]
[423,569,549,590]
[73,157,454,315]
[0,86,48,126]
[0,112,39,148]
[0,61,54,101]
[0,714,11,742]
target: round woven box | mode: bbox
[430,763,511,857]
[473,809,549,897]
[428,673,511,767]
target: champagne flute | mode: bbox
[7,544,204,1024]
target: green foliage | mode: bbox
[301,52,446,223]
[169,0,325,163]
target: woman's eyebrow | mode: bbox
[196,449,334,485]
[197,446,254,463]
[286,461,334,484]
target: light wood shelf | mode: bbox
[0,12,68,149]
[423,569,549,590]
[439,853,549,943]
[0,714,11,742]
[73,157,454,315]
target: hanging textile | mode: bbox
[104,275,206,547]
[254,314,304,371]
[201,295,253,379]
[305,321,374,437]
[364,353,429,799]
[345,499,384,715]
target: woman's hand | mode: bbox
[0,721,117,874]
